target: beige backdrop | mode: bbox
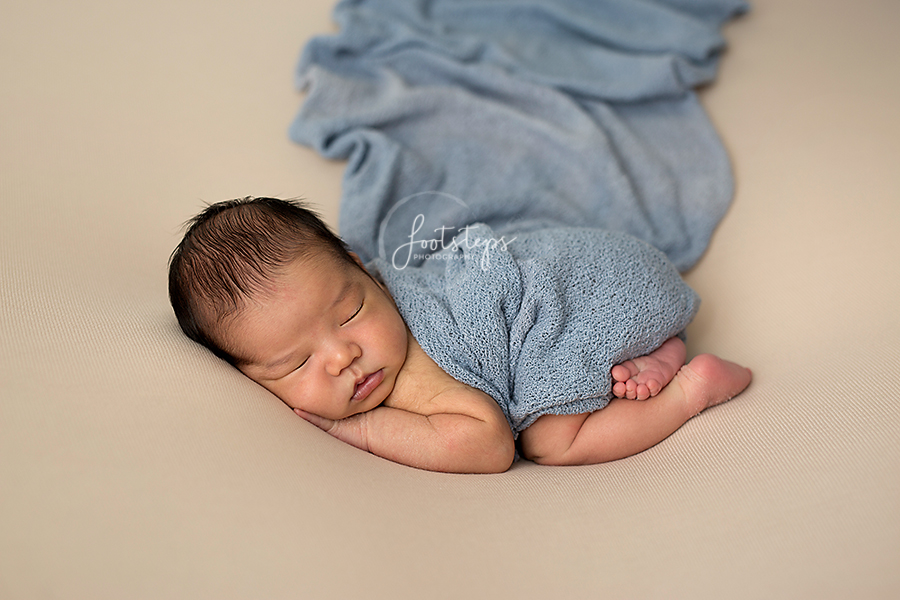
[2,0,898,598]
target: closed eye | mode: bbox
[341,301,363,325]
[293,357,309,372]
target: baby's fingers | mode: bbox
[294,408,370,452]
[294,408,335,432]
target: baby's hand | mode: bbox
[294,408,371,453]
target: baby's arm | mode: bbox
[519,354,752,465]
[296,389,515,473]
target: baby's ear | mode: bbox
[349,252,367,271]
[348,250,379,280]
[350,252,391,292]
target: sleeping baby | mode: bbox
[168,197,751,473]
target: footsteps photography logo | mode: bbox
[378,192,516,271]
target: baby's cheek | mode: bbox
[385,314,409,351]
[268,382,301,412]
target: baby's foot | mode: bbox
[670,353,752,416]
[612,337,686,400]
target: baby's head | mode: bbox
[168,197,359,363]
[169,197,409,418]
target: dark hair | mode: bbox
[168,197,357,364]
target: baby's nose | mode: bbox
[326,340,361,375]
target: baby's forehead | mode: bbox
[220,256,364,358]
[247,253,359,306]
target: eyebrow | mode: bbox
[254,278,357,373]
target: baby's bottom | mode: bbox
[518,354,752,466]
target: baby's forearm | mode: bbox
[367,406,514,473]
[298,406,514,473]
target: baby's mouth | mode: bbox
[350,369,385,403]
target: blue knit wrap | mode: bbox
[371,224,699,433]
[291,0,748,272]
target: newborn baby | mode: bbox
[168,197,751,473]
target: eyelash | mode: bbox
[342,301,363,325]
[292,300,363,373]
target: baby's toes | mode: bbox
[611,361,637,383]
[613,379,639,398]
[623,379,640,400]
[645,378,662,397]
[635,383,652,400]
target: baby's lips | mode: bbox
[350,369,385,403]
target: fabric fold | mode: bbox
[291,0,747,271]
